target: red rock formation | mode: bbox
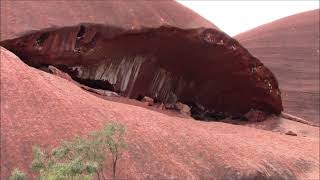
[236,9,319,124]
[0,0,283,117]
[0,0,216,40]
[1,25,283,117]
[1,47,319,179]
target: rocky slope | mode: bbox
[1,47,319,179]
[235,9,319,124]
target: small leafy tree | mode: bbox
[91,123,127,180]
[29,122,127,180]
[9,168,26,180]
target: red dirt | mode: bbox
[1,47,319,179]
[235,9,320,124]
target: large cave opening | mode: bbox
[0,24,283,121]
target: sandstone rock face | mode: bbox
[1,25,283,118]
[0,0,283,118]
[1,47,319,179]
[236,9,319,124]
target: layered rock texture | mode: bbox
[1,47,319,179]
[236,9,319,124]
[0,0,283,117]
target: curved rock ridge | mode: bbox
[0,0,216,41]
[235,9,319,124]
[1,47,319,179]
[1,24,283,117]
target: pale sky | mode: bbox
[177,1,319,36]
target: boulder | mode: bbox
[174,102,191,115]
[164,103,175,110]
[285,131,298,136]
[141,96,154,106]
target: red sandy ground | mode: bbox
[1,47,319,179]
[236,9,320,125]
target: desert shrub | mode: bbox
[29,122,127,180]
[91,123,127,180]
[9,168,26,180]
[31,144,95,180]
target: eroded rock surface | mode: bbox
[0,0,283,119]
[1,25,283,119]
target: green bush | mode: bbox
[11,122,127,180]
[91,123,127,180]
[9,169,26,180]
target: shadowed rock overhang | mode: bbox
[0,24,283,118]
